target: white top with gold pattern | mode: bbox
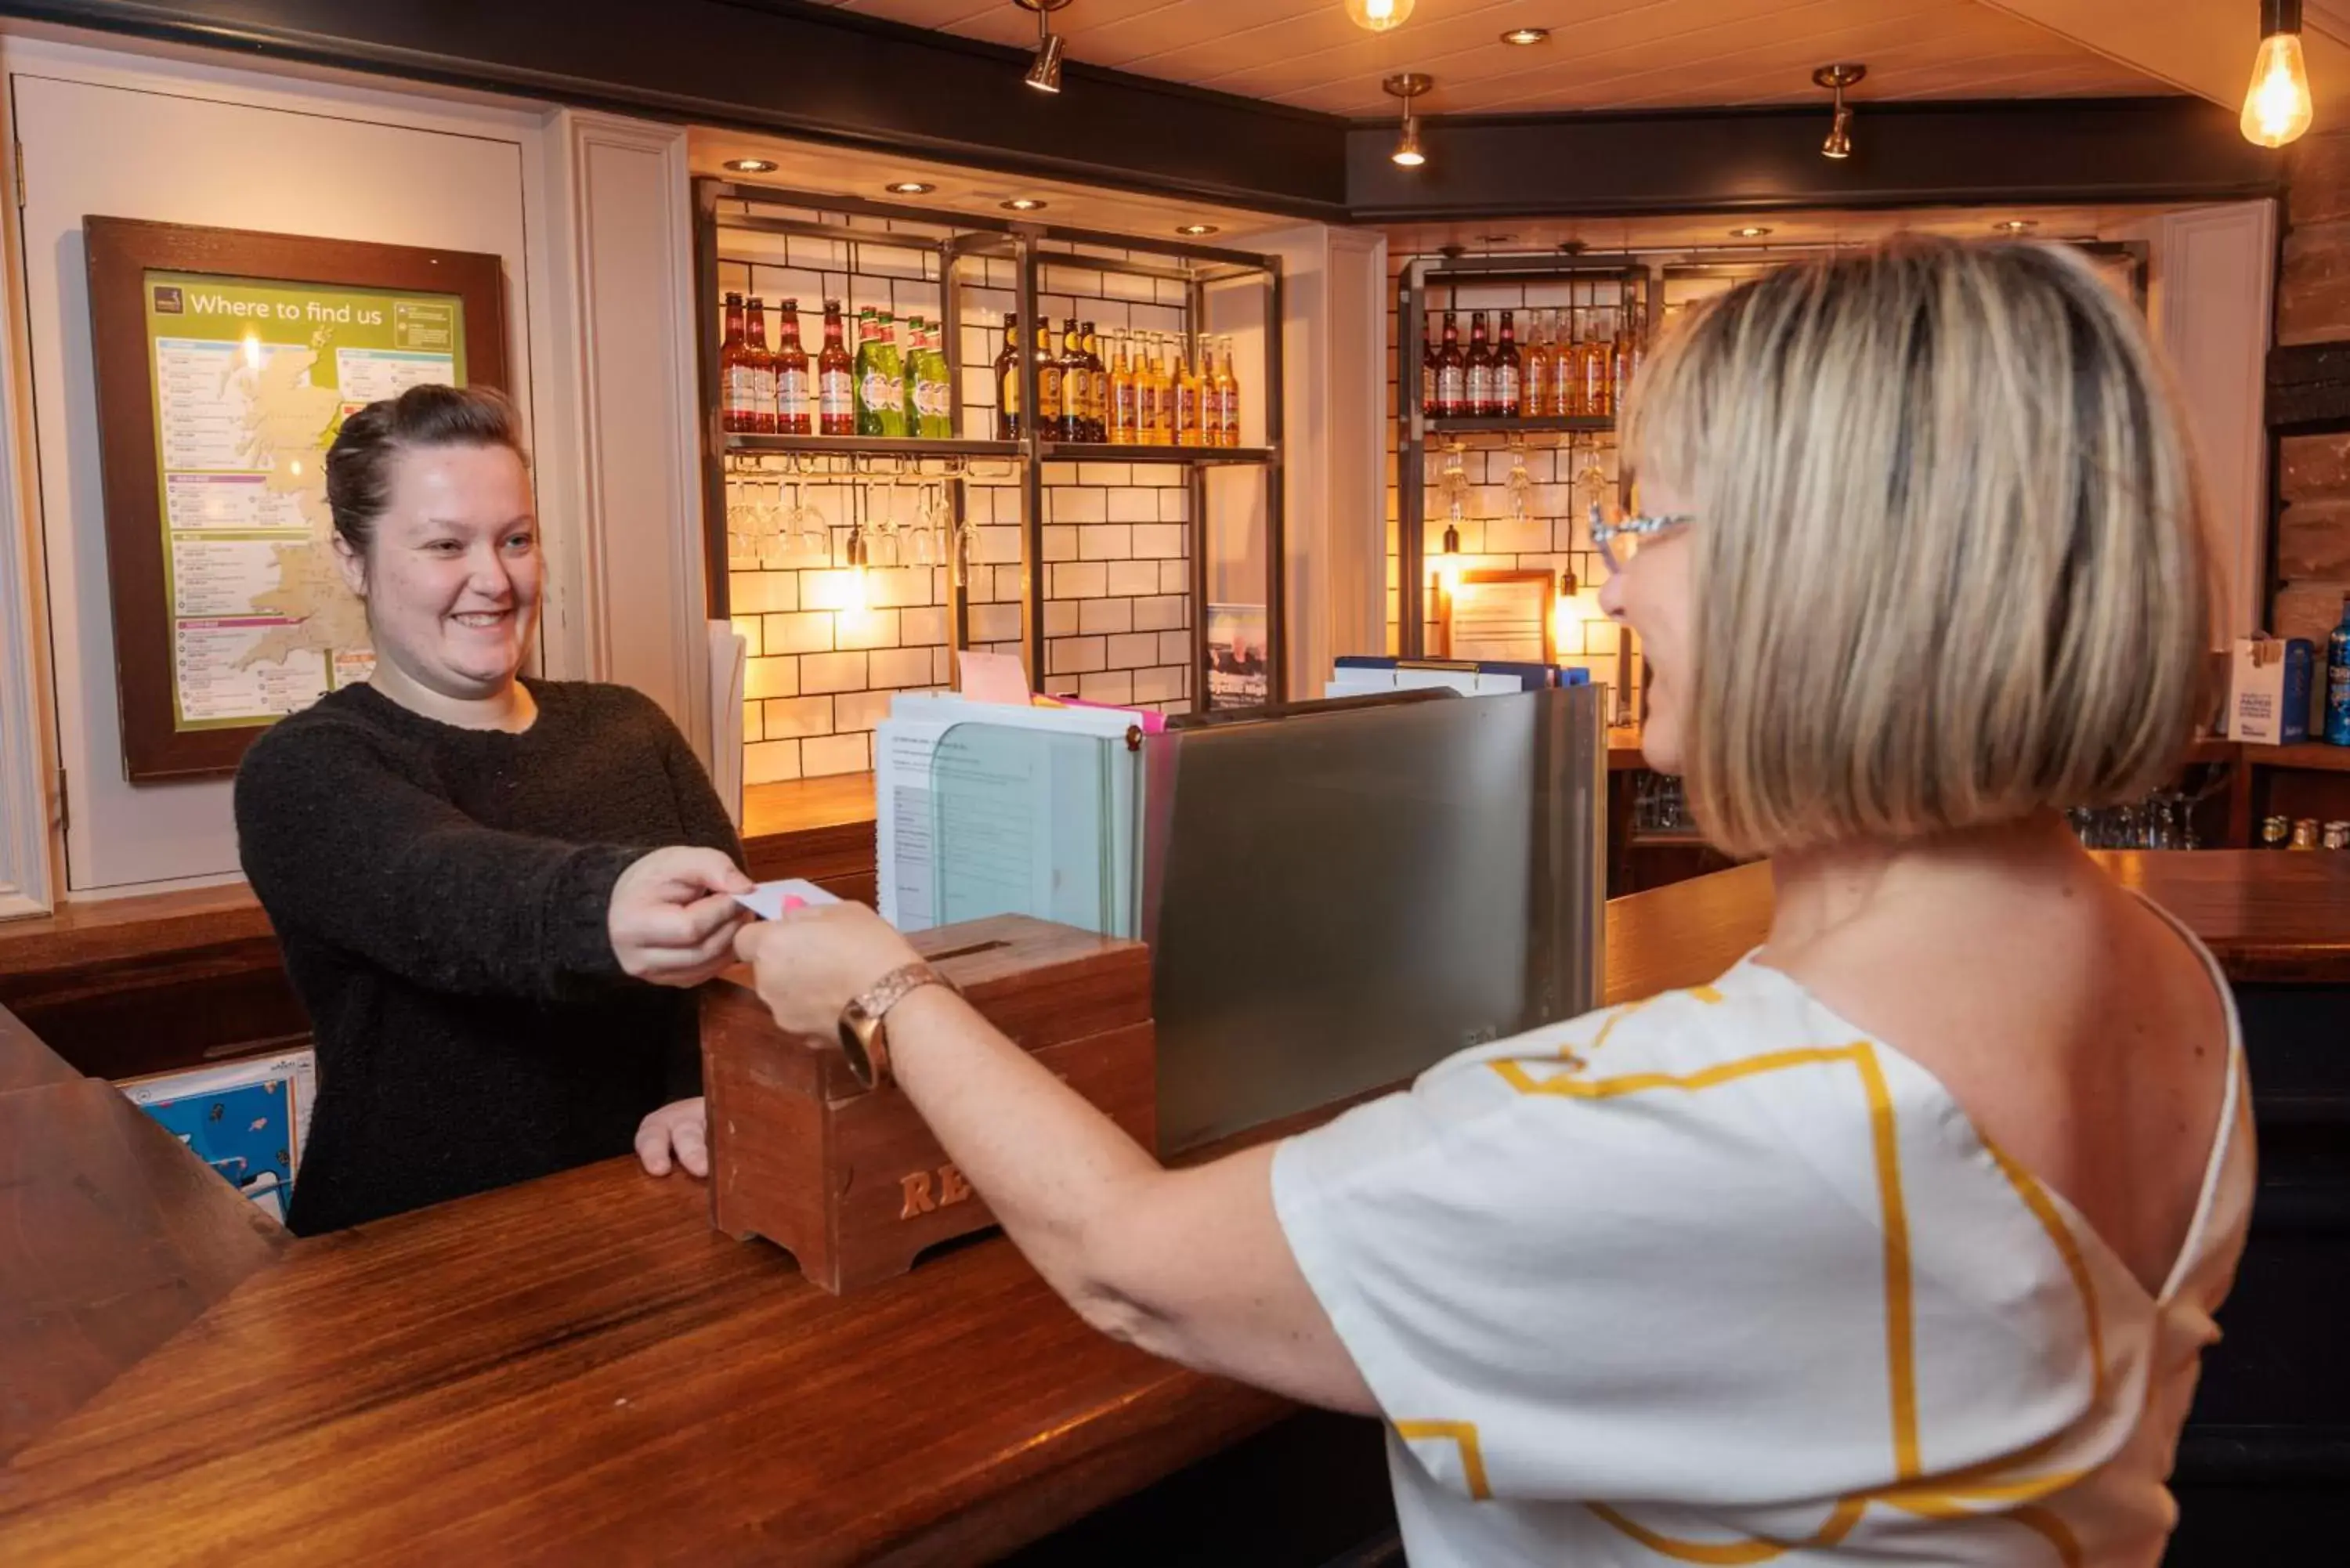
[1272,914,2252,1567]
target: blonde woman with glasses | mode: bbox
[736,237,2249,1566]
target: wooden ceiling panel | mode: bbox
[814,0,2173,114]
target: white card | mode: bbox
[732,878,842,921]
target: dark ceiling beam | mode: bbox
[0,0,1354,219]
[1347,96,2285,220]
[0,5,2287,224]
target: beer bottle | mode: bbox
[1522,310,1552,425]
[745,298,779,435]
[919,321,953,439]
[1150,334,1175,446]
[1037,320,1064,442]
[817,300,854,437]
[901,314,925,438]
[1058,319,1086,443]
[720,291,757,435]
[1109,331,1137,446]
[1496,310,1523,420]
[1214,336,1240,448]
[1420,316,1440,421]
[774,298,811,436]
[1175,335,1204,446]
[1083,322,1109,443]
[1466,311,1495,419]
[1436,311,1466,420]
[993,313,1021,441]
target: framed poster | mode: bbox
[85,218,507,782]
[1441,569,1556,664]
[1206,603,1270,709]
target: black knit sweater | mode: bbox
[233,679,743,1236]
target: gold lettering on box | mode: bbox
[898,1171,935,1219]
[898,1162,976,1221]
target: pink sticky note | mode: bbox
[958,649,1032,705]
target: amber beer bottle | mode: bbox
[720,291,758,434]
[1465,312,1495,419]
[1058,319,1087,443]
[1522,310,1553,424]
[774,298,811,436]
[1495,310,1523,420]
[1109,331,1138,445]
[1037,321,1065,442]
[1083,323,1109,443]
[1212,336,1239,447]
[816,299,854,437]
[993,313,1021,440]
[1144,334,1173,446]
[1184,338,1203,446]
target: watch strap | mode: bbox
[840,960,953,1088]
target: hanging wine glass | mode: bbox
[1506,440,1534,523]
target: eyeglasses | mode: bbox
[1589,502,1694,573]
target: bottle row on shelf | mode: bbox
[719,294,954,439]
[1421,307,1645,423]
[993,316,1243,448]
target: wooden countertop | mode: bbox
[3,850,2345,1565]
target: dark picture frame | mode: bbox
[85,217,506,782]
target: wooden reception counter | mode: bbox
[2,851,2344,1565]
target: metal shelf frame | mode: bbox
[1396,251,1656,663]
[696,176,1287,710]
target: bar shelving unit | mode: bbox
[693,177,1287,712]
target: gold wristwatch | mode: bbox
[837,960,953,1089]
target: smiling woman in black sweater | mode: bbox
[233,385,753,1236]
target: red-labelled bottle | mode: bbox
[816,299,854,437]
[720,291,757,434]
[774,298,811,436]
[1465,311,1495,419]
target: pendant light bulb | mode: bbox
[1346,0,1415,33]
[2242,1,2314,147]
[1384,72,1433,169]
[1393,113,1425,167]
[1435,522,1462,594]
[1823,104,1853,160]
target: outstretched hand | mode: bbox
[609,846,754,988]
[734,901,922,1035]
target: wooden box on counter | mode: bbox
[700,914,1155,1295]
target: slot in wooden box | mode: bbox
[700,915,1156,1295]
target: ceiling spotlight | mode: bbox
[722,158,778,174]
[1815,63,1864,160]
[1385,72,1434,168]
[1018,0,1072,94]
[2243,0,2315,147]
[1176,223,1220,236]
[1994,219,2038,234]
[1501,27,1550,45]
[1001,197,1049,211]
[884,181,936,195]
[1730,226,1773,238]
[1346,0,1415,33]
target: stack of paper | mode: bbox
[877,692,1146,937]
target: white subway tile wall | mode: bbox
[1383,256,1642,710]
[722,226,1196,786]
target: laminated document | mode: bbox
[877,693,1141,934]
[121,1051,317,1223]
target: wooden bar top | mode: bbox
[3,850,2345,1566]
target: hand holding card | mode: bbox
[731,878,843,922]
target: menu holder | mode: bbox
[700,914,1155,1295]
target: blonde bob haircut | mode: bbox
[1622,236,2212,858]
